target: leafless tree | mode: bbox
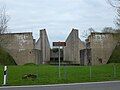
[115,7,120,29]
[108,0,120,32]
[0,6,10,46]
[82,27,95,39]
[102,27,115,33]
[114,6,120,37]
[107,0,120,8]
[0,6,9,34]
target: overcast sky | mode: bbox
[0,0,116,44]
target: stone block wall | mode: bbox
[0,32,38,65]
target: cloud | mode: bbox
[0,0,116,44]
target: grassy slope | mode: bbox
[108,45,120,63]
[0,64,120,86]
[0,47,16,65]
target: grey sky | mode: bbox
[0,0,116,44]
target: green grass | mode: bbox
[0,64,120,86]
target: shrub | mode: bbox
[22,74,37,81]
[0,47,16,65]
[24,63,36,66]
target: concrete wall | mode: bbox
[64,29,85,64]
[34,49,42,64]
[0,32,38,65]
[80,49,91,66]
[35,29,50,64]
[87,32,118,65]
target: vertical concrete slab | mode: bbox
[64,28,85,64]
[35,29,50,64]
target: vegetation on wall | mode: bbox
[0,47,16,65]
[108,44,120,63]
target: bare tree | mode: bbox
[107,0,120,8]
[108,0,120,32]
[82,27,95,39]
[0,6,10,47]
[0,6,9,34]
[102,27,115,33]
[115,7,120,29]
[114,7,120,38]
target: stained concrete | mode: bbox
[86,32,119,65]
[35,29,50,64]
[64,29,85,64]
[0,32,38,65]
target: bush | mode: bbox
[22,74,37,81]
[108,45,120,63]
[24,63,36,66]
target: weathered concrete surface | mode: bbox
[80,49,91,66]
[0,32,38,65]
[35,29,50,64]
[87,32,118,65]
[64,29,85,64]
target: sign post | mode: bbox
[3,66,7,86]
[58,45,61,78]
[53,41,66,78]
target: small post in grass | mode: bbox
[113,64,116,78]
[89,66,92,80]
[58,45,61,78]
[53,41,66,78]
[3,66,7,86]
[64,63,67,80]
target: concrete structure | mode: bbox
[1,29,119,66]
[50,48,63,62]
[63,29,85,64]
[0,32,38,65]
[80,49,91,66]
[85,32,119,65]
[35,29,50,64]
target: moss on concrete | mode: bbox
[108,44,120,63]
[0,47,16,65]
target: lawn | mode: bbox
[0,63,120,86]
